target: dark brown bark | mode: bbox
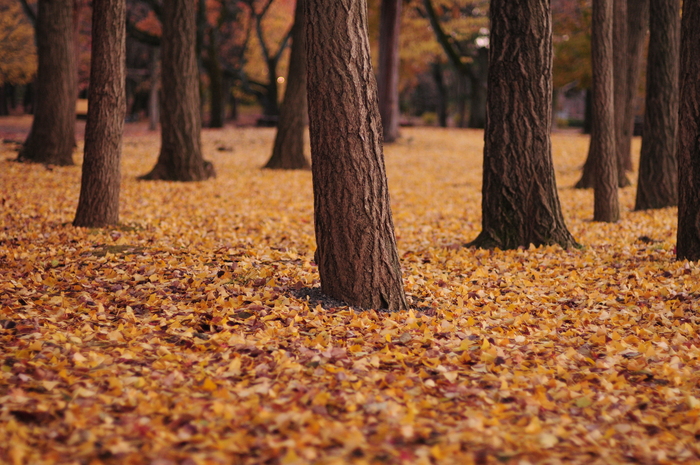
[675,0,700,261]
[468,0,577,249]
[613,0,631,186]
[17,0,76,166]
[634,0,679,210]
[622,0,649,169]
[378,0,401,143]
[74,0,126,228]
[140,0,214,181]
[264,0,309,170]
[591,0,619,222]
[305,0,407,311]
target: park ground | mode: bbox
[1,119,699,464]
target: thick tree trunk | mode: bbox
[613,0,631,186]
[622,0,649,169]
[591,0,619,222]
[634,0,679,210]
[140,0,214,181]
[676,0,700,261]
[378,0,401,143]
[468,0,577,250]
[18,0,75,166]
[305,0,408,311]
[74,0,126,228]
[148,46,160,131]
[264,0,309,170]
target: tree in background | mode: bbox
[140,0,214,181]
[264,0,309,170]
[17,0,76,166]
[590,0,619,222]
[74,0,126,227]
[634,0,679,210]
[0,0,37,115]
[612,0,630,187]
[377,0,401,142]
[675,0,700,261]
[305,0,407,310]
[468,0,577,249]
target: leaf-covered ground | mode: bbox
[1,120,699,465]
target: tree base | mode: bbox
[138,160,215,181]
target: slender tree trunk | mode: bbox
[140,0,214,181]
[265,0,309,170]
[467,46,488,129]
[305,0,408,311]
[634,0,679,210]
[613,0,631,186]
[206,27,225,129]
[148,46,160,131]
[74,0,126,227]
[18,0,76,166]
[676,0,700,261]
[432,62,447,127]
[622,0,649,169]
[378,0,401,143]
[468,0,577,249]
[591,0,619,222]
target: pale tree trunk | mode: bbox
[621,0,649,169]
[634,0,679,210]
[18,0,76,166]
[676,0,700,261]
[468,0,577,249]
[305,0,407,311]
[591,0,619,222]
[74,0,126,227]
[378,0,401,143]
[148,46,159,131]
[264,0,309,170]
[140,0,214,181]
[613,0,631,186]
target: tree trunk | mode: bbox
[305,0,408,311]
[378,0,401,143]
[676,0,700,261]
[613,0,631,186]
[206,27,225,129]
[622,0,649,169]
[467,46,488,129]
[148,46,160,131]
[140,0,214,181]
[468,0,577,250]
[74,0,126,227]
[634,0,679,210]
[591,0,619,222]
[432,62,448,127]
[17,0,75,166]
[264,0,309,170]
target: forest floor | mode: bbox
[1,123,698,465]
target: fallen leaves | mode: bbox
[1,126,699,464]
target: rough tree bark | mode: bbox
[378,0,401,143]
[621,0,649,169]
[74,0,126,227]
[305,0,408,311]
[675,0,700,261]
[634,0,679,210]
[264,0,309,170]
[17,0,75,166]
[468,0,577,249]
[591,0,619,222]
[140,0,214,181]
